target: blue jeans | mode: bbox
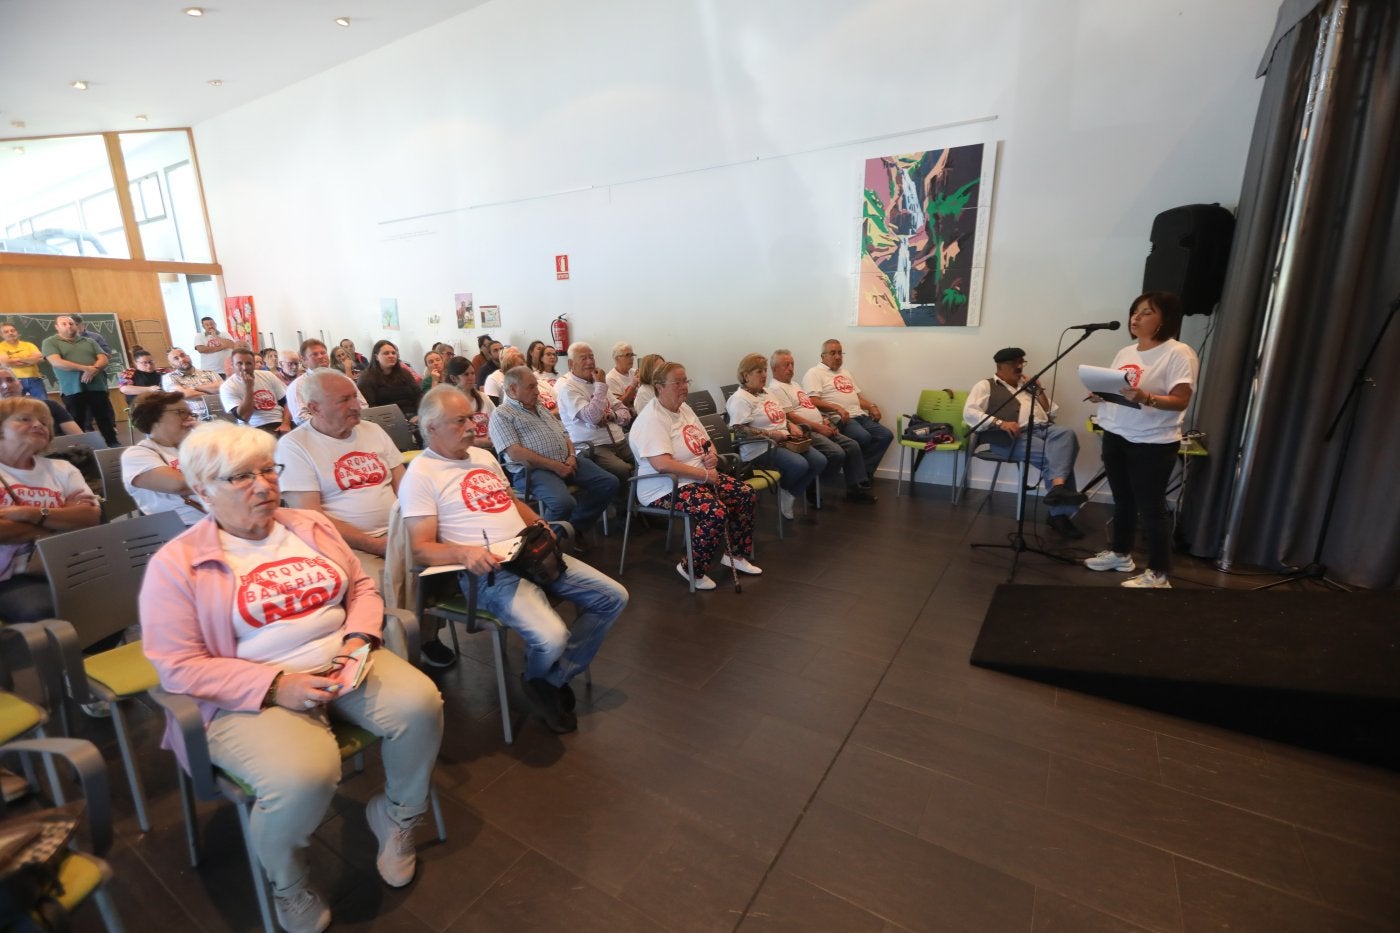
[465,556,627,686]
[840,414,894,479]
[753,444,825,495]
[982,422,1081,517]
[0,574,55,623]
[19,377,48,401]
[512,456,618,533]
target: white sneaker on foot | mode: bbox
[1122,570,1171,589]
[1084,550,1135,573]
[778,489,795,520]
[720,554,763,575]
[366,793,419,888]
[677,562,717,590]
[275,881,331,933]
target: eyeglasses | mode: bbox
[216,463,284,487]
[164,408,198,420]
[664,378,690,387]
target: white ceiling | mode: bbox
[0,0,488,140]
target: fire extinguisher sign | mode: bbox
[555,255,570,280]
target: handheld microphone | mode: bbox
[1069,321,1122,332]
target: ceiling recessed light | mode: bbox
[70,80,89,90]
[12,147,25,155]
[207,79,223,87]
[184,7,204,16]
[134,114,149,122]
[9,120,24,129]
[335,16,351,27]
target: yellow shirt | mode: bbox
[0,340,42,378]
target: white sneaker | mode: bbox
[677,562,717,590]
[366,793,419,888]
[720,554,763,575]
[1122,570,1171,589]
[274,881,331,933]
[778,489,795,520]
[1084,550,1135,573]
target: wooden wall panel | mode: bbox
[0,266,78,312]
[70,268,165,319]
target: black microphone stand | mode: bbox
[1254,293,1397,591]
[970,330,1098,582]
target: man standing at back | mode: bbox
[194,315,236,374]
[41,315,118,445]
[0,323,48,400]
[802,339,892,500]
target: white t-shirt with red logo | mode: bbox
[218,369,286,429]
[802,365,864,418]
[1095,339,1199,444]
[399,447,525,548]
[121,439,204,526]
[276,421,401,535]
[219,523,348,670]
[766,379,824,427]
[725,388,787,462]
[466,394,496,443]
[0,458,97,582]
[629,399,709,505]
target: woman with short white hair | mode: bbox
[140,421,443,933]
[606,341,639,410]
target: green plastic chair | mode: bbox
[896,389,970,500]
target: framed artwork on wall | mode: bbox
[855,142,995,327]
[380,298,399,330]
[455,292,475,329]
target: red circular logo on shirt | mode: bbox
[681,424,708,456]
[1119,364,1144,388]
[763,400,785,425]
[333,452,387,490]
[236,557,343,627]
[252,388,277,411]
[470,412,490,437]
[460,468,512,513]
[0,484,64,508]
[796,390,816,409]
[833,375,854,393]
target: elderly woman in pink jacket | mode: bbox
[140,421,442,933]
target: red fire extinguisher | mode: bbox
[550,314,569,352]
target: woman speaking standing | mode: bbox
[1084,291,1198,589]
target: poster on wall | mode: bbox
[225,296,258,351]
[855,143,994,327]
[455,293,475,329]
[380,298,400,330]
[479,305,501,328]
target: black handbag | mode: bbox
[501,521,566,586]
[902,416,956,445]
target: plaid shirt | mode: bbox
[488,397,571,472]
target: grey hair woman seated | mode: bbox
[139,421,443,933]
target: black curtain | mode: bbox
[1182,0,1400,590]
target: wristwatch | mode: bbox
[36,507,49,528]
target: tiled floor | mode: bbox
[67,480,1400,931]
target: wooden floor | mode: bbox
[70,479,1400,931]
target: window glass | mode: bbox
[0,135,130,258]
[119,131,211,262]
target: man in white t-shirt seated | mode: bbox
[220,347,290,435]
[766,348,864,505]
[554,342,635,500]
[286,338,368,426]
[401,386,627,734]
[802,339,892,500]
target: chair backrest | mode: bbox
[45,431,105,455]
[92,446,138,521]
[917,389,971,444]
[361,404,417,451]
[686,390,719,417]
[36,510,187,648]
[696,413,736,458]
[719,383,739,402]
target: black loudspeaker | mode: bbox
[1143,203,1236,316]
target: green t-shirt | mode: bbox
[39,335,108,395]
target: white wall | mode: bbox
[193,0,1277,491]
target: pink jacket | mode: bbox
[140,508,383,768]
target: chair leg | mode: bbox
[92,884,126,933]
[429,786,447,842]
[109,701,150,833]
[618,503,634,575]
[236,800,277,933]
[897,446,907,497]
[682,516,696,593]
[177,765,200,867]
[490,628,513,745]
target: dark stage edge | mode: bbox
[971,585,1400,770]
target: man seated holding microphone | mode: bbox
[963,347,1086,539]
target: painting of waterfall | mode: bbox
[857,143,994,327]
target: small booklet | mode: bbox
[1078,365,1141,408]
[418,535,521,577]
[318,643,374,695]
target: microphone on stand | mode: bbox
[1069,321,1122,332]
